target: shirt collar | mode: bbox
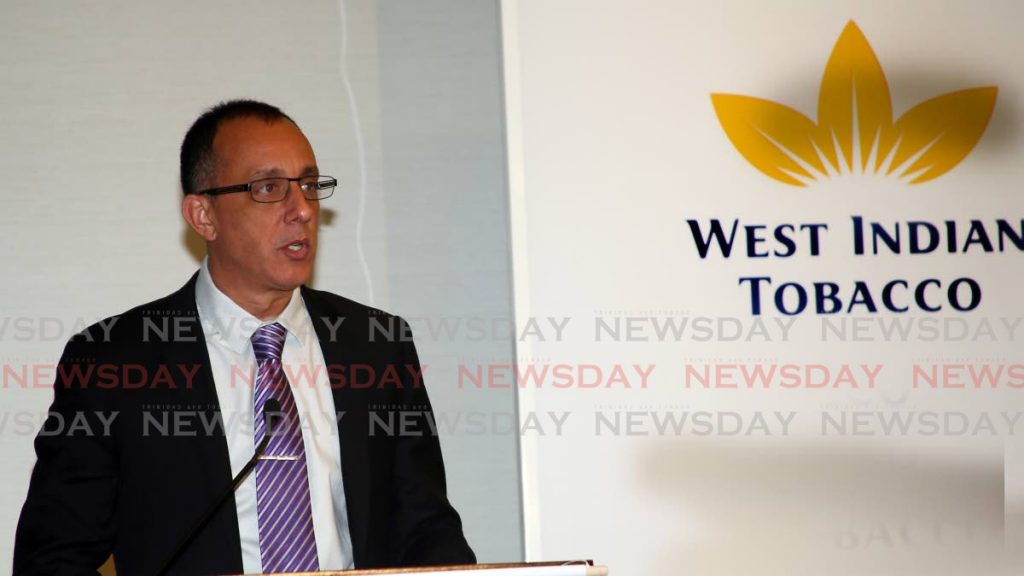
[195,258,312,355]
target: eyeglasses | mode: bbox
[198,175,337,203]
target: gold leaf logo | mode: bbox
[711,21,997,186]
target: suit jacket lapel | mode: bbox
[154,274,243,571]
[303,287,371,567]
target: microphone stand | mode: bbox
[154,399,281,576]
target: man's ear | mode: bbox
[181,194,218,241]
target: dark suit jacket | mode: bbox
[14,274,475,575]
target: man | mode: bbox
[14,100,475,574]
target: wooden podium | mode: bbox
[232,561,608,576]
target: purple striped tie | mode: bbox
[251,322,319,573]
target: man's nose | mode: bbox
[284,183,316,222]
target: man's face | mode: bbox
[203,116,320,302]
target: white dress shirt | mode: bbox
[194,260,354,573]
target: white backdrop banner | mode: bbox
[502,1,1024,574]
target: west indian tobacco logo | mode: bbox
[687,21,1017,316]
[711,21,997,186]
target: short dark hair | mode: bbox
[179,99,296,195]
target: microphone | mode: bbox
[154,399,282,576]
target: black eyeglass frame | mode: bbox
[197,175,337,203]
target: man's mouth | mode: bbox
[281,238,311,259]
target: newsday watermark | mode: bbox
[3,360,1024,390]
[2,408,1020,438]
[2,314,1021,343]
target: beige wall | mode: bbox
[0,0,521,568]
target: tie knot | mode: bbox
[252,322,287,363]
